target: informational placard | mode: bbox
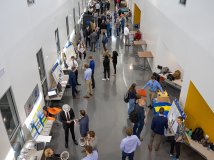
[51,61,63,84]
[168,99,186,133]
[27,105,47,139]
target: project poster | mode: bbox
[168,101,180,133]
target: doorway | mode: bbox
[134,3,141,28]
[0,88,24,159]
[36,49,48,99]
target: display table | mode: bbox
[133,51,153,71]
[133,40,147,51]
[45,75,69,103]
[186,136,214,160]
[130,31,137,35]
[159,73,182,90]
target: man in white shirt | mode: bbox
[67,56,81,85]
[95,2,100,16]
[120,128,141,160]
[124,24,130,46]
[82,145,98,160]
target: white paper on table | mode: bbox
[36,135,52,142]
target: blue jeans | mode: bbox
[133,122,144,138]
[122,151,134,160]
[116,28,120,36]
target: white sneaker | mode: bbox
[169,154,173,157]
[107,78,110,80]
[102,78,106,80]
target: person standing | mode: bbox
[83,64,93,98]
[170,116,186,160]
[85,27,91,48]
[86,131,98,151]
[78,41,86,60]
[133,98,147,140]
[78,110,89,138]
[95,2,100,16]
[102,55,110,81]
[120,16,125,33]
[89,56,95,89]
[112,51,118,75]
[81,145,98,160]
[106,19,111,37]
[69,56,81,85]
[120,128,141,160]
[90,30,97,52]
[143,75,164,108]
[59,104,78,148]
[124,24,130,46]
[102,32,108,51]
[68,67,78,98]
[100,20,107,34]
[148,107,168,151]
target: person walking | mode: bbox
[133,98,147,140]
[95,2,100,16]
[115,18,120,37]
[127,83,137,115]
[89,56,95,89]
[124,24,130,46]
[148,107,168,151]
[59,104,78,148]
[68,67,78,98]
[78,110,89,139]
[102,32,108,51]
[112,50,118,75]
[170,116,186,160]
[102,55,110,81]
[100,20,107,34]
[143,75,164,108]
[90,30,97,52]
[83,64,93,98]
[120,16,125,33]
[120,128,141,160]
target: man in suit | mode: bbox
[60,104,78,148]
[68,67,78,98]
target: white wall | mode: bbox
[128,0,214,111]
[0,0,87,159]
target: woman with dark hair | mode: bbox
[102,55,110,81]
[112,51,118,75]
[128,83,137,114]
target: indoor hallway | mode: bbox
[48,2,205,160]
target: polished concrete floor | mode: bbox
[47,3,205,160]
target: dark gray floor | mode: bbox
[48,2,206,160]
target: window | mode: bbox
[0,89,20,139]
[180,0,187,5]
[66,16,70,38]
[55,28,61,53]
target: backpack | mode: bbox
[124,92,129,103]
[173,70,181,79]
[191,127,204,141]
[129,105,139,123]
[167,74,175,81]
[102,36,108,43]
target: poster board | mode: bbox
[51,61,63,84]
[63,41,76,59]
[168,99,186,133]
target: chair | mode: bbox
[43,106,62,121]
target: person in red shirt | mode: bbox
[134,30,142,41]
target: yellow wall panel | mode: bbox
[134,4,141,25]
[184,81,214,142]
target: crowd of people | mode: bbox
[44,0,186,160]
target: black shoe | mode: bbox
[73,140,78,145]
[65,143,68,148]
[77,83,81,85]
[148,105,152,108]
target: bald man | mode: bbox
[59,104,78,148]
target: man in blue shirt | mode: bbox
[148,107,168,151]
[68,67,78,98]
[89,56,95,89]
[143,75,164,108]
[120,128,141,160]
[82,145,98,160]
[84,64,93,98]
